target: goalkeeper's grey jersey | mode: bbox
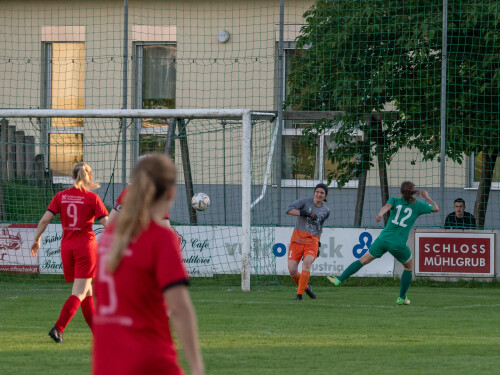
[286,198,330,236]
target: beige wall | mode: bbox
[0,0,468,187]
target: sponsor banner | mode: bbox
[273,227,392,277]
[0,224,38,273]
[171,226,392,277]
[39,224,105,275]
[415,232,495,277]
[172,226,243,277]
[31,224,393,278]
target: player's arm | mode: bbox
[286,198,306,216]
[376,203,392,222]
[164,285,204,375]
[162,218,171,228]
[419,190,439,212]
[287,209,301,216]
[106,209,119,226]
[31,211,55,257]
[98,215,109,227]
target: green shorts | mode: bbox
[368,238,412,264]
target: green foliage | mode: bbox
[286,0,500,187]
[2,181,62,223]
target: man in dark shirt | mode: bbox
[444,198,476,229]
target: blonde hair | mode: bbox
[72,162,100,191]
[401,181,418,204]
[106,153,176,273]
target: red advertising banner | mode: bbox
[415,232,495,277]
[0,224,39,274]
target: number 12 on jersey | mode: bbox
[391,205,412,227]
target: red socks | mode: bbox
[55,295,81,332]
[81,296,96,329]
[297,270,311,295]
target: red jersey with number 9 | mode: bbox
[93,221,189,375]
[48,187,108,249]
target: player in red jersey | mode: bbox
[107,185,171,227]
[31,162,108,343]
[93,153,203,375]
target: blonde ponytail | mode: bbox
[73,162,100,191]
[106,153,176,273]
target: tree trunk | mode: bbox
[353,168,367,227]
[473,151,498,229]
[377,154,390,225]
[372,116,390,225]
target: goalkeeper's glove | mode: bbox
[317,241,321,257]
[300,209,317,220]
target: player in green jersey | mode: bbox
[327,181,439,305]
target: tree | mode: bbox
[286,0,500,227]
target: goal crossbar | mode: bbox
[0,108,255,291]
[0,108,252,119]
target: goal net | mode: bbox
[0,109,279,290]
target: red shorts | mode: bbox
[61,244,97,282]
[288,242,318,263]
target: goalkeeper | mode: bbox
[286,183,330,300]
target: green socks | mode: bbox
[338,260,363,282]
[399,270,412,299]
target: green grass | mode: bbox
[1,281,500,374]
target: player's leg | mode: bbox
[288,242,307,300]
[75,245,97,329]
[297,249,317,298]
[328,239,382,286]
[288,242,302,285]
[80,284,95,330]
[49,248,79,342]
[51,277,92,341]
[288,259,300,284]
[395,247,413,305]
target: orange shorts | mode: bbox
[288,242,318,263]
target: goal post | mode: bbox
[0,108,276,291]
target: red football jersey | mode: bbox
[47,187,108,250]
[114,186,170,220]
[93,221,189,375]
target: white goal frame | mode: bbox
[0,108,255,291]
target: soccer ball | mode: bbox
[191,193,210,211]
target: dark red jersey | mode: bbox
[48,187,108,249]
[93,221,188,375]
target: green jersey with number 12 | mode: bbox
[377,197,433,247]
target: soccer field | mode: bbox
[1,281,499,375]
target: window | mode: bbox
[43,42,84,178]
[280,47,358,187]
[470,153,500,188]
[134,43,176,156]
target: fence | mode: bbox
[0,1,500,229]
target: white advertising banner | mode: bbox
[172,225,393,277]
[273,227,393,276]
[0,224,38,273]
[32,224,393,278]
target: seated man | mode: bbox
[444,198,476,229]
